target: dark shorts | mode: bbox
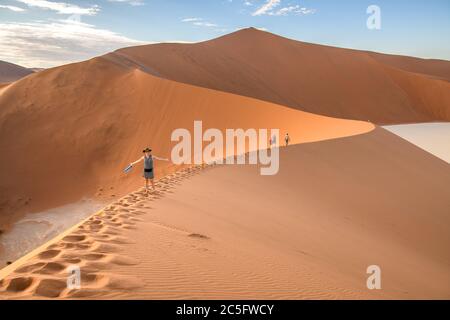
[143,168,154,179]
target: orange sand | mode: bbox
[1,128,449,299]
[115,28,450,124]
[1,28,449,300]
[0,56,373,232]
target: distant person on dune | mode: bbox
[130,148,169,192]
[285,133,291,147]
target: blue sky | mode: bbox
[0,0,449,67]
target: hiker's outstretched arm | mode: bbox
[153,155,170,161]
[131,156,144,166]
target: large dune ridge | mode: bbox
[113,28,450,124]
[0,128,449,299]
[0,28,449,299]
[0,60,34,84]
[0,55,373,233]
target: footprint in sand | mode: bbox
[79,272,108,286]
[38,249,61,259]
[188,233,210,240]
[34,262,67,275]
[34,279,66,298]
[5,277,34,292]
[62,235,86,243]
[105,275,142,291]
[62,257,82,264]
[90,233,111,240]
[14,262,46,273]
[91,243,119,254]
[81,253,106,261]
[104,221,122,228]
[130,210,147,215]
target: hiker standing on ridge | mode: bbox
[129,148,169,192]
[285,133,291,147]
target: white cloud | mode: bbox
[193,21,218,27]
[272,5,316,16]
[181,17,203,22]
[297,7,315,15]
[14,0,99,15]
[252,0,315,16]
[0,4,26,12]
[252,0,280,16]
[182,17,218,28]
[107,0,144,6]
[0,19,144,68]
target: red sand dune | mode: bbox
[1,27,449,238]
[367,51,450,82]
[0,60,34,83]
[0,55,373,231]
[114,28,450,124]
[0,128,449,299]
[0,28,449,299]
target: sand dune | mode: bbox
[0,60,34,83]
[1,128,448,299]
[0,83,10,95]
[1,28,448,300]
[114,28,450,124]
[3,27,449,233]
[0,55,373,233]
[367,52,450,82]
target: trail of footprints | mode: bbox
[0,164,212,299]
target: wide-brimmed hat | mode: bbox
[142,147,152,153]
